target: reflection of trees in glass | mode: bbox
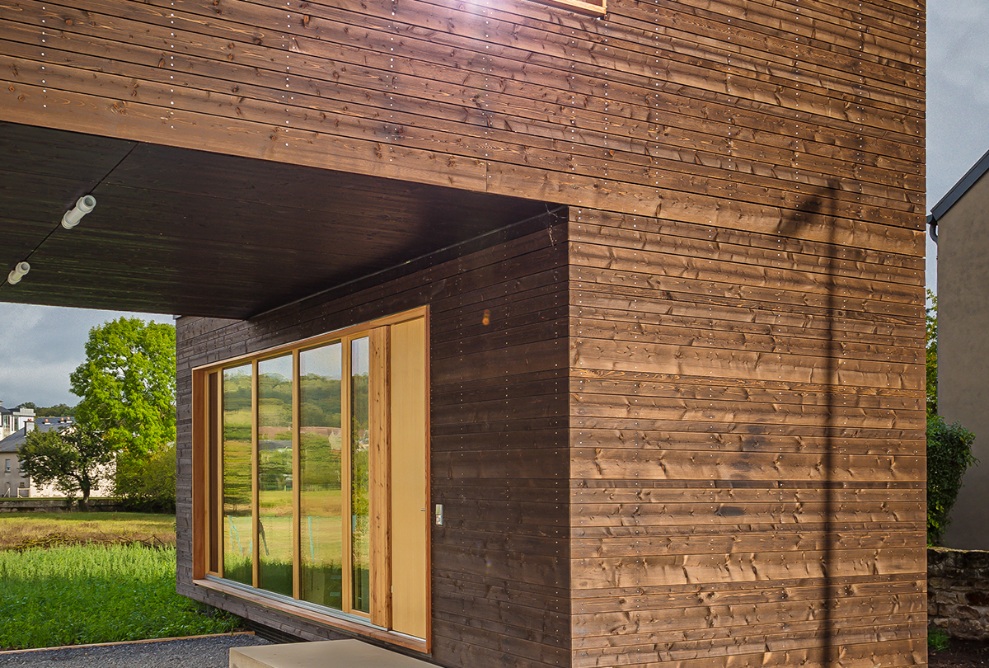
[258,373,293,435]
[259,448,293,491]
[217,339,377,613]
[258,356,294,597]
[300,374,342,427]
[223,375,252,408]
[351,338,370,613]
[222,365,253,586]
[300,343,345,609]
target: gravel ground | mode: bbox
[0,634,271,668]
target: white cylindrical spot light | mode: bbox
[7,261,30,285]
[61,194,97,229]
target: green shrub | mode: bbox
[115,446,176,512]
[928,626,950,652]
[927,415,977,545]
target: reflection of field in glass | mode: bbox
[223,493,352,607]
[223,513,252,584]
[301,501,344,609]
[258,357,293,597]
[350,339,370,614]
[222,435,251,587]
[299,344,345,611]
[217,349,372,610]
[223,364,253,586]
[258,510,292,595]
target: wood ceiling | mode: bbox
[0,122,552,319]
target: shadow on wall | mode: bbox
[777,180,838,665]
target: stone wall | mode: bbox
[0,498,123,513]
[929,547,989,639]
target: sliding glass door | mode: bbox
[204,310,427,636]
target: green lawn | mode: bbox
[0,512,239,650]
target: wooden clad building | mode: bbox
[0,0,927,665]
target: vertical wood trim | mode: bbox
[191,368,207,581]
[370,326,392,629]
[251,360,260,589]
[341,337,353,615]
[292,350,301,600]
[215,372,224,579]
[422,308,432,651]
[389,316,428,640]
[212,373,222,577]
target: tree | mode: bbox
[17,426,114,507]
[926,289,938,416]
[70,318,176,459]
[114,445,177,511]
[922,289,979,545]
[34,403,78,418]
[927,415,977,545]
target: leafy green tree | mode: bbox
[927,415,977,545]
[926,289,938,416]
[923,290,979,545]
[115,446,177,512]
[18,427,114,507]
[70,318,176,459]
[34,403,77,418]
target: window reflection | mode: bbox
[257,355,294,596]
[222,364,253,585]
[351,337,370,614]
[212,318,424,627]
[300,343,343,609]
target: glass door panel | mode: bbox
[257,355,294,596]
[207,311,428,630]
[350,337,371,614]
[222,364,253,585]
[299,343,344,609]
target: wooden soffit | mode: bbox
[0,122,552,318]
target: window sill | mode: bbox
[192,578,429,655]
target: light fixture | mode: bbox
[61,194,97,229]
[7,261,30,285]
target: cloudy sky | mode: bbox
[0,3,984,407]
[927,1,989,289]
[0,305,172,407]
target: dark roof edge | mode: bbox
[930,145,989,223]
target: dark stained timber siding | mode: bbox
[9,0,928,664]
[176,215,572,668]
[568,207,927,667]
[0,0,923,230]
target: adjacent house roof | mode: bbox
[0,417,75,453]
[0,431,27,453]
[929,146,989,227]
[0,403,34,416]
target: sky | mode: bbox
[926,1,989,291]
[0,304,172,407]
[0,2,984,407]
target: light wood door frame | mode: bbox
[389,316,429,640]
[369,327,392,628]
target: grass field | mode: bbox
[0,512,176,551]
[0,512,239,650]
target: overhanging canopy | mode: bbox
[0,122,551,318]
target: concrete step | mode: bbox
[230,639,434,668]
